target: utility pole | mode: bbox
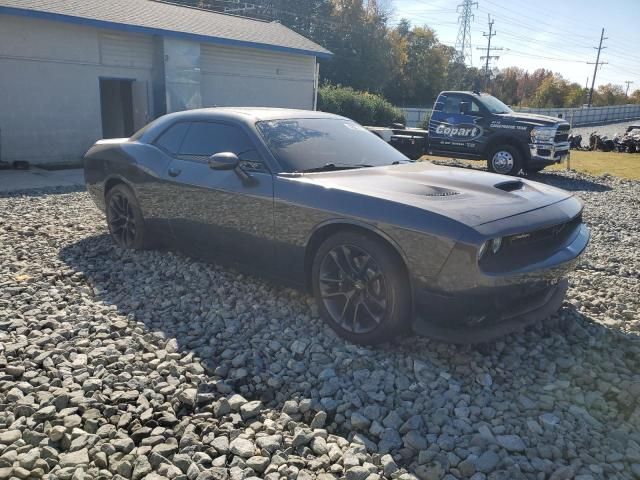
[455,0,477,66]
[476,15,502,90]
[625,80,634,98]
[587,28,608,107]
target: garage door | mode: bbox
[200,44,316,110]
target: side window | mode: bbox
[442,95,463,114]
[178,122,265,171]
[154,122,190,154]
[470,100,481,113]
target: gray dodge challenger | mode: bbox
[84,108,590,344]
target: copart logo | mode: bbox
[434,123,483,141]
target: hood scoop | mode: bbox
[495,180,524,192]
[420,185,460,197]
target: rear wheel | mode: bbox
[311,231,411,345]
[105,184,148,250]
[488,145,523,176]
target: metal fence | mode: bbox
[400,108,432,128]
[400,104,640,128]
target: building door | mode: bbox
[99,78,135,139]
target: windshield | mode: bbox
[256,118,409,172]
[478,94,513,114]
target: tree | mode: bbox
[491,67,524,106]
[564,83,587,107]
[318,0,395,93]
[383,25,452,106]
[592,84,627,106]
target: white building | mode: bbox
[0,0,331,166]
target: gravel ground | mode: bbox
[0,171,639,480]
[571,121,640,147]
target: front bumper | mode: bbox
[411,223,589,344]
[528,141,570,166]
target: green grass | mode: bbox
[422,150,640,180]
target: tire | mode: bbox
[487,145,523,176]
[311,231,411,345]
[105,183,149,250]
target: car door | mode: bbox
[160,121,275,272]
[429,93,485,157]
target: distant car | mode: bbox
[84,108,590,344]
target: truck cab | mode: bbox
[428,91,571,175]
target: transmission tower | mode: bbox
[455,0,477,66]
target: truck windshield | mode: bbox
[479,94,513,114]
[256,118,409,172]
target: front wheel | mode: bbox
[311,231,411,345]
[105,183,149,249]
[487,145,523,176]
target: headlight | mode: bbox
[491,237,502,254]
[531,126,556,143]
[478,238,502,260]
[478,241,489,260]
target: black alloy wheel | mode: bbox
[105,184,147,249]
[312,231,410,344]
[319,244,388,334]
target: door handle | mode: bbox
[168,167,181,177]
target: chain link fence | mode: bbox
[400,104,640,128]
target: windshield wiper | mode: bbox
[298,163,374,173]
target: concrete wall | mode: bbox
[0,15,154,165]
[201,44,316,109]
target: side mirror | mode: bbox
[209,152,239,170]
[459,102,471,115]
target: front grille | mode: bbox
[555,124,570,143]
[507,215,581,248]
[480,215,582,273]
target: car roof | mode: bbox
[136,107,347,142]
[170,107,343,122]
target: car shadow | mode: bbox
[58,234,639,472]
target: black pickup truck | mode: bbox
[367,91,571,176]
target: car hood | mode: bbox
[495,112,569,128]
[284,163,573,227]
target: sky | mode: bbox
[389,0,640,92]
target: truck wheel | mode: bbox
[488,145,522,176]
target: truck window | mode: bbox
[437,94,480,114]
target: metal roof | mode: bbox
[0,0,332,58]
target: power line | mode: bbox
[455,0,477,66]
[587,28,608,107]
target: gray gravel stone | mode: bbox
[0,171,638,480]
